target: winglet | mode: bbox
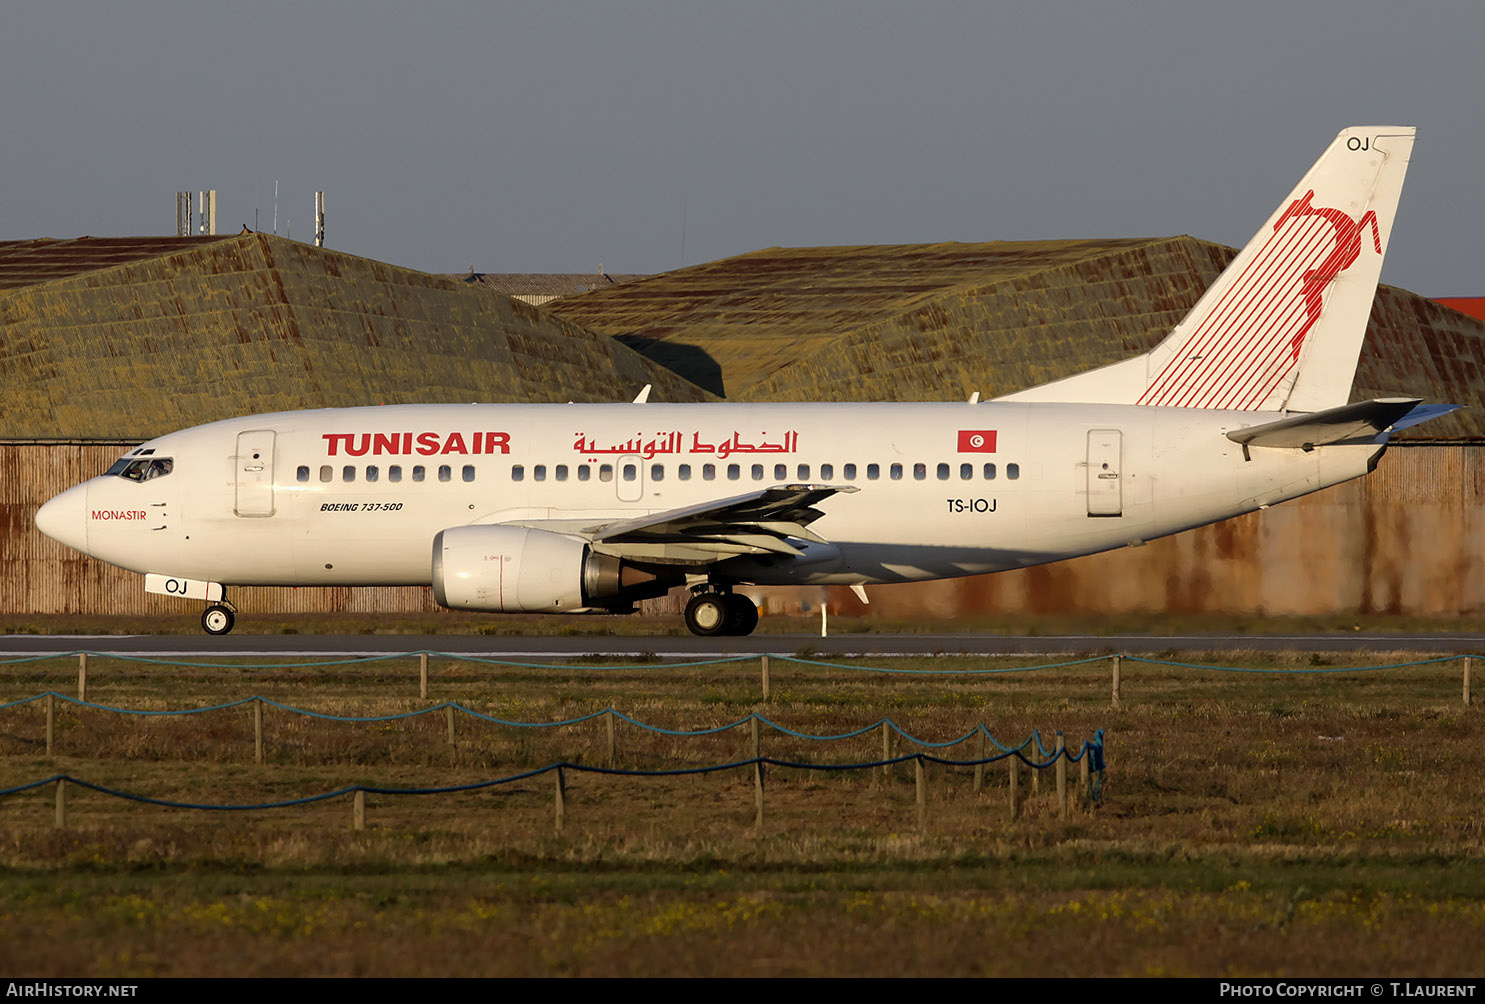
[632,384,652,404]
[1389,402,1463,434]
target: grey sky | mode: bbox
[2,1,1480,295]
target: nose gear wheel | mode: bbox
[201,604,235,636]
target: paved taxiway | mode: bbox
[2,633,1482,659]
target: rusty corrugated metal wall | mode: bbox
[4,442,1480,619]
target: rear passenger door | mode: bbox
[1086,429,1122,517]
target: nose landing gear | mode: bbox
[201,600,236,636]
[683,589,759,637]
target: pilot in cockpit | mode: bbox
[106,456,174,482]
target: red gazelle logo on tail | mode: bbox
[1274,191,1380,361]
[1138,188,1383,411]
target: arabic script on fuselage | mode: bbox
[572,431,801,461]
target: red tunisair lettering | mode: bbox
[322,432,513,456]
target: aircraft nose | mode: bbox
[35,483,88,553]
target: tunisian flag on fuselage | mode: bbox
[957,430,997,453]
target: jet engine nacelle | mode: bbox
[431,524,668,613]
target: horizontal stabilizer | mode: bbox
[1226,398,1424,449]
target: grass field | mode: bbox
[0,646,1481,977]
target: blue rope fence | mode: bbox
[2,740,1106,808]
[1121,654,1462,673]
[4,649,1473,717]
[3,668,1110,828]
[778,655,1111,675]
[5,690,1066,751]
[6,728,1107,831]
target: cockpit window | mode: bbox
[108,457,173,482]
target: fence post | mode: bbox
[1111,654,1122,708]
[77,653,87,702]
[1465,656,1472,708]
[915,755,927,830]
[445,705,456,746]
[880,722,891,782]
[606,710,617,767]
[1079,742,1091,812]
[54,778,66,829]
[352,789,365,830]
[1008,754,1019,820]
[1031,738,1041,795]
[760,654,771,701]
[1055,732,1067,818]
[973,727,985,794]
[753,761,765,833]
[553,766,566,834]
[254,698,264,765]
[419,652,429,700]
[45,693,54,756]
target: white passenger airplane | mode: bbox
[36,127,1453,637]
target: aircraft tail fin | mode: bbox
[1000,127,1415,412]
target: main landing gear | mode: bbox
[201,598,237,636]
[684,589,759,637]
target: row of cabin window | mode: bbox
[297,464,475,484]
[297,461,1022,486]
[299,460,1021,484]
[512,461,1021,483]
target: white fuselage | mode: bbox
[43,401,1382,589]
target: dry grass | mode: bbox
[0,650,1481,976]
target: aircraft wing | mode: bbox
[1225,397,1454,450]
[505,484,858,564]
